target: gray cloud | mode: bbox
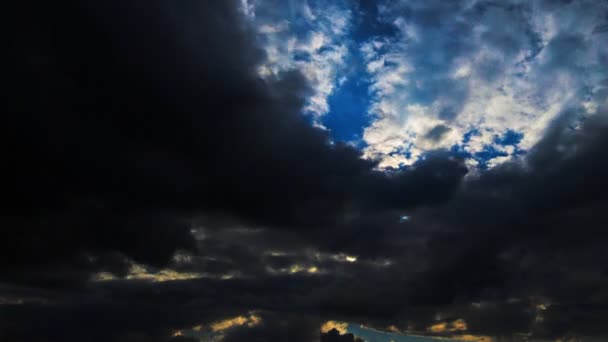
[3,0,608,341]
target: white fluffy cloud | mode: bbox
[361,0,608,169]
[247,0,352,119]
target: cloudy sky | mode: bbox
[4,0,608,341]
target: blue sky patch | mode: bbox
[494,130,524,146]
[322,48,373,145]
[250,0,607,170]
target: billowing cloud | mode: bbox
[250,0,352,118]
[360,0,608,169]
[210,314,262,332]
[3,0,608,341]
[321,321,349,334]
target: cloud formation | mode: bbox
[360,0,608,169]
[3,0,608,341]
[250,0,352,118]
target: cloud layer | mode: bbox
[3,0,608,341]
[360,0,608,169]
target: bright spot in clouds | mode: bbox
[210,314,262,332]
[93,263,203,283]
[248,0,608,170]
[321,320,349,334]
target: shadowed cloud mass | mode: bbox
[3,0,608,341]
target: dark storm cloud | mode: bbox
[5,0,464,278]
[398,104,608,338]
[4,0,608,341]
[320,329,364,342]
[3,0,467,340]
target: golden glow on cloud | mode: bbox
[422,318,495,342]
[248,314,262,327]
[289,264,304,273]
[533,298,551,323]
[321,321,349,334]
[451,319,467,332]
[428,322,448,333]
[94,272,116,281]
[411,335,493,342]
[330,253,358,263]
[93,263,203,283]
[127,264,203,282]
[451,335,494,342]
[210,314,262,332]
[287,264,319,274]
[387,325,400,333]
[345,256,357,263]
[355,321,494,342]
[211,316,247,331]
[427,318,468,334]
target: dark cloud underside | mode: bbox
[3,0,608,341]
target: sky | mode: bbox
[3,0,608,341]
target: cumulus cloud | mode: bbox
[250,0,352,118]
[360,0,608,169]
